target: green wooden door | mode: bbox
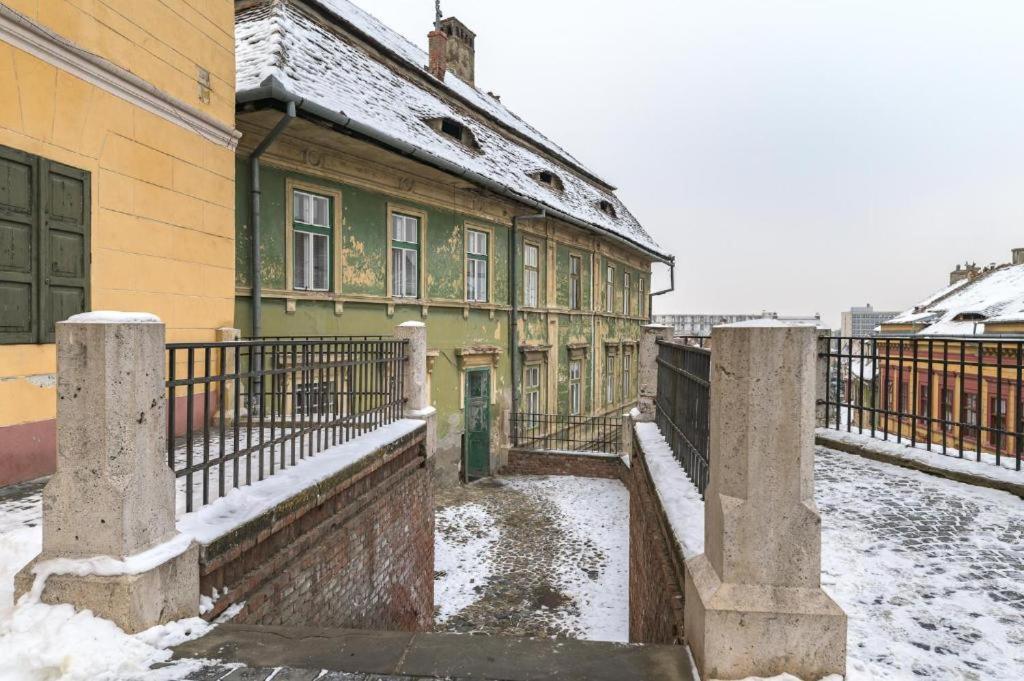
[465,368,491,479]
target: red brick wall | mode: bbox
[199,426,434,631]
[501,448,626,480]
[627,430,688,645]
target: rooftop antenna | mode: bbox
[434,0,442,29]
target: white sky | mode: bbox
[361,1,1024,328]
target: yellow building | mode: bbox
[0,1,239,485]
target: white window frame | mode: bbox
[569,360,581,415]
[391,212,420,299]
[525,364,541,428]
[639,278,646,317]
[524,243,540,308]
[466,228,489,303]
[292,189,332,292]
[623,272,631,316]
[606,353,616,405]
[623,353,632,401]
[605,265,614,313]
[569,255,581,310]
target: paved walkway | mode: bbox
[433,475,629,642]
[816,447,1024,681]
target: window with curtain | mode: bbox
[391,212,419,298]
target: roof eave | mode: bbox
[237,82,673,264]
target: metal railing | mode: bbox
[822,336,1024,471]
[510,412,622,454]
[166,337,407,512]
[655,338,711,496]
[674,335,710,349]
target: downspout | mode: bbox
[648,258,676,324]
[510,210,546,425]
[249,101,296,338]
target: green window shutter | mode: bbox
[39,160,90,343]
[0,147,38,344]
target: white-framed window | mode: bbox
[466,229,488,302]
[606,353,616,405]
[292,189,331,292]
[391,212,419,298]
[623,353,632,400]
[605,265,614,313]
[295,380,336,416]
[639,278,646,317]
[569,255,581,310]
[525,364,541,428]
[524,243,540,307]
[623,272,631,316]
[569,360,582,415]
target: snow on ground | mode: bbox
[820,426,1024,487]
[433,475,629,642]
[817,447,1024,681]
[0,420,425,681]
[434,503,499,623]
[505,476,630,642]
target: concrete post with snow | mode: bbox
[15,312,198,634]
[394,321,436,457]
[684,320,847,680]
[636,324,673,423]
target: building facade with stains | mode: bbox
[0,1,238,486]
[233,0,672,484]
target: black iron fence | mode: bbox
[510,412,622,454]
[166,337,407,512]
[655,338,711,496]
[822,336,1024,471]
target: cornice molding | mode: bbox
[0,5,241,150]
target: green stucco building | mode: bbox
[234,0,673,484]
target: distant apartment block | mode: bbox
[654,311,821,337]
[840,304,898,337]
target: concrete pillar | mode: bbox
[684,321,846,680]
[815,329,831,429]
[15,313,198,633]
[216,327,240,422]
[394,321,436,457]
[620,412,634,459]
[636,324,673,422]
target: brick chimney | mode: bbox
[428,28,448,80]
[438,17,475,85]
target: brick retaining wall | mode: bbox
[627,429,688,645]
[501,448,626,480]
[199,425,434,631]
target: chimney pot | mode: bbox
[427,29,448,80]
[438,17,476,85]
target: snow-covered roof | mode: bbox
[886,264,1024,335]
[235,0,669,260]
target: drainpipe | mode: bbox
[510,210,546,425]
[648,259,676,324]
[249,101,296,338]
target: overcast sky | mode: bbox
[364,0,1024,328]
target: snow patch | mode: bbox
[66,311,161,324]
[177,419,425,544]
[634,422,705,557]
[434,503,499,623]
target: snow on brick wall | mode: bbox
[199,426,434,631]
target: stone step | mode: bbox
[173,624,694,681]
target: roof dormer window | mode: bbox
[528,170,564,192]
[598,200,617,218]
[953,312,987,322]
[425,117,480,151]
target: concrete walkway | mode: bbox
[172,624,693,681]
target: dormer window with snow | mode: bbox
[425,117,480,151]
[598,200,617,218]
[528,170,564,192]
[953,312,987,322]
